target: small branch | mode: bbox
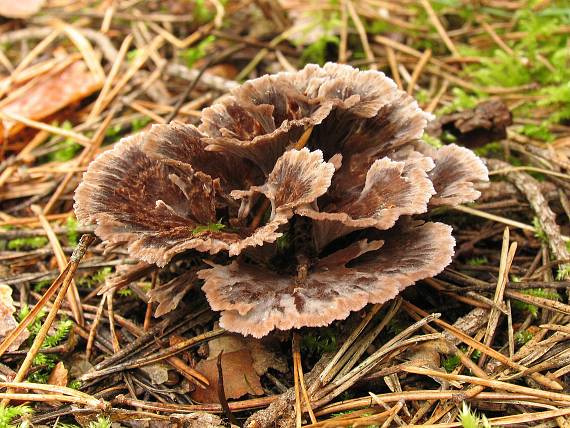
[293,332,317,424]
[81,329,225,381]
[217,351,239,426]
[488,159,570,273]
[2,234,94,405]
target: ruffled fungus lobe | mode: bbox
[75,63,488,338]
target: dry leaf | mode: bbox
[207,334,246,357]
[278,0,329,44]
[0,284,29,351]
[169,334,195,361]
[43,361,69,407]
[140,363,170,385]
[207,333,287,376]
[0,60,102,138]
[48,361,68,387]
[149,270,195,317]
[426,99,512,147]
[68,353,93,379]
[190,332,286,403]
[206,64,239,80]
[0,0,45,18]
[191,349,264,403]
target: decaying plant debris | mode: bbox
[0,1,570,427]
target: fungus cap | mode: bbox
[74,63,488,337]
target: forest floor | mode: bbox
[1,0,570,427]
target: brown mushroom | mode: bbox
[74,63,488,337]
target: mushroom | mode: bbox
[74,63,488,338]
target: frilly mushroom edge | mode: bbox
[74,63,488,338]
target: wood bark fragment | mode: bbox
[427,99,512,146]
[244,354,333,428]
[488,159,570,265]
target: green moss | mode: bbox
[28,353,58,384]
[556,264,570,280]
[28,338,71,383]
[44,319,73,348]
[88,416,112,428]
[442,354,460,372]
[66,216,79,246]
[301,327,338,355]
[193,0,215,24]
[532,217,547,243]
[423,2,570,128]
[474,142,502,157]
[331,410,356,417]
[181,35,216,68]
[301,35,340,66]
[0,405,32,428]
[458,402,491,428]
[512,300,538,317]
[471,50,531,88]
[49,140,82,162]
[77,267,113,288]
[7,237,48,251]
[17,307,74,384]
[131,116,151,133]
[32,279,52,293]
[414,89,431,105]
[276,232,292,252]
[520,123,555,142]
[514,329,533,345]
[386,315,408,336]
[192,221,225,235]
[467,256,488,266]
[117,288,133,297]
[423,134,444,149]
[437,88,482,115]
[40,121,82,163]
[366,20,390,35]
[126,49,142,62]
[539,82,570,123]
[104,123,123,143]
[512,288,561,317]
[68,379,82,390]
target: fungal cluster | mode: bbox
[74,63,488,338]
